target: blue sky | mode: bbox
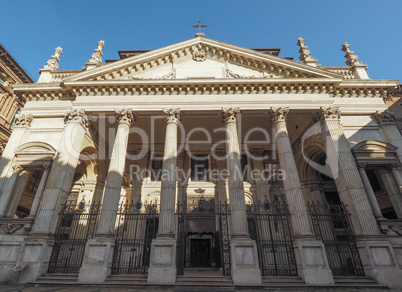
[2,0,401,82]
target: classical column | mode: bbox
[0,164,24,217]
[7,170,30,217]
[31,109,89,234]
[268,108,313,237]
[148,108,180,285]
[376,110,402,164]
[221,108,249,238]
[221,108,262,286]
[317,107,379,235]
[389,163,402,195]
[79,109,135,284]
[380,166,402,218]
[96,109,135,236]
[249,149,269,203]
[268,107,334,286]
[28,163,51,218]
[357,163,383,219]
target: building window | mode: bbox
[241,154,249,181]
[151,155,163,181]
[191,154,209,181]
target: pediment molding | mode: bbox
[64,37,341,82]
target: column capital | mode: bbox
[388,163,400,171]
[115,109,136,126]
[357,162,366,170]
[267,107,289,123]
[43,163,51,170]
[14,114,34,128]
[375,110,396,125]
[64,109,90,129]
[12,164,24,173]
[221,108,240,124]
[163,108,181,124]
[315,107,341,121]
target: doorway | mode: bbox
[190,239,211,267]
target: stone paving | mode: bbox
[0,285,401,292]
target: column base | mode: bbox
[230,237,262,286]
[357,239,402,289]
[293,238,334,286]
[17,236,54,284]
[78,237,114,284]
[147,237,177,285]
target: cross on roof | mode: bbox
[191,20,208,33]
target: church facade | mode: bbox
[0,34,401,288]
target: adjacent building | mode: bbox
[0,34,401,289]
[0,43,33,156]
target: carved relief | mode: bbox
[375,110,396,125]
[1,223,23,234]
[221,108,240,124]
[225,69,275,79]
[132,69,176,80]
[12,164,24,173]
[14,114,33,127]
[192,45,207,62]
[163,108,181,124]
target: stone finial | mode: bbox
[86,40,105,70]
[341,42,369,79]
[42,47,63,71]
[297,37,318,67]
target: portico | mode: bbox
[0,35,402,288]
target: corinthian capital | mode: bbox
[116,109,136,126]
[64,109,90,130]
[163,108,181,124]
[315,107,341,121]
[12,164,23,173]
[375,110,395,125]
[267,107,289,123]
[221,108,240,124]
[14,114,34,128]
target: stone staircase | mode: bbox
[262,275,305,288]
[333,276,389,288]
[104,274,148,286]
[175,268,234,288]
[35,273,78,285]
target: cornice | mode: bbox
[11,77,398,102]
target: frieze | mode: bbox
[375,110,396,125]
[1,223,23,234]
[14,114,33,127]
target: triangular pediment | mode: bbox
[64,37,341,82]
